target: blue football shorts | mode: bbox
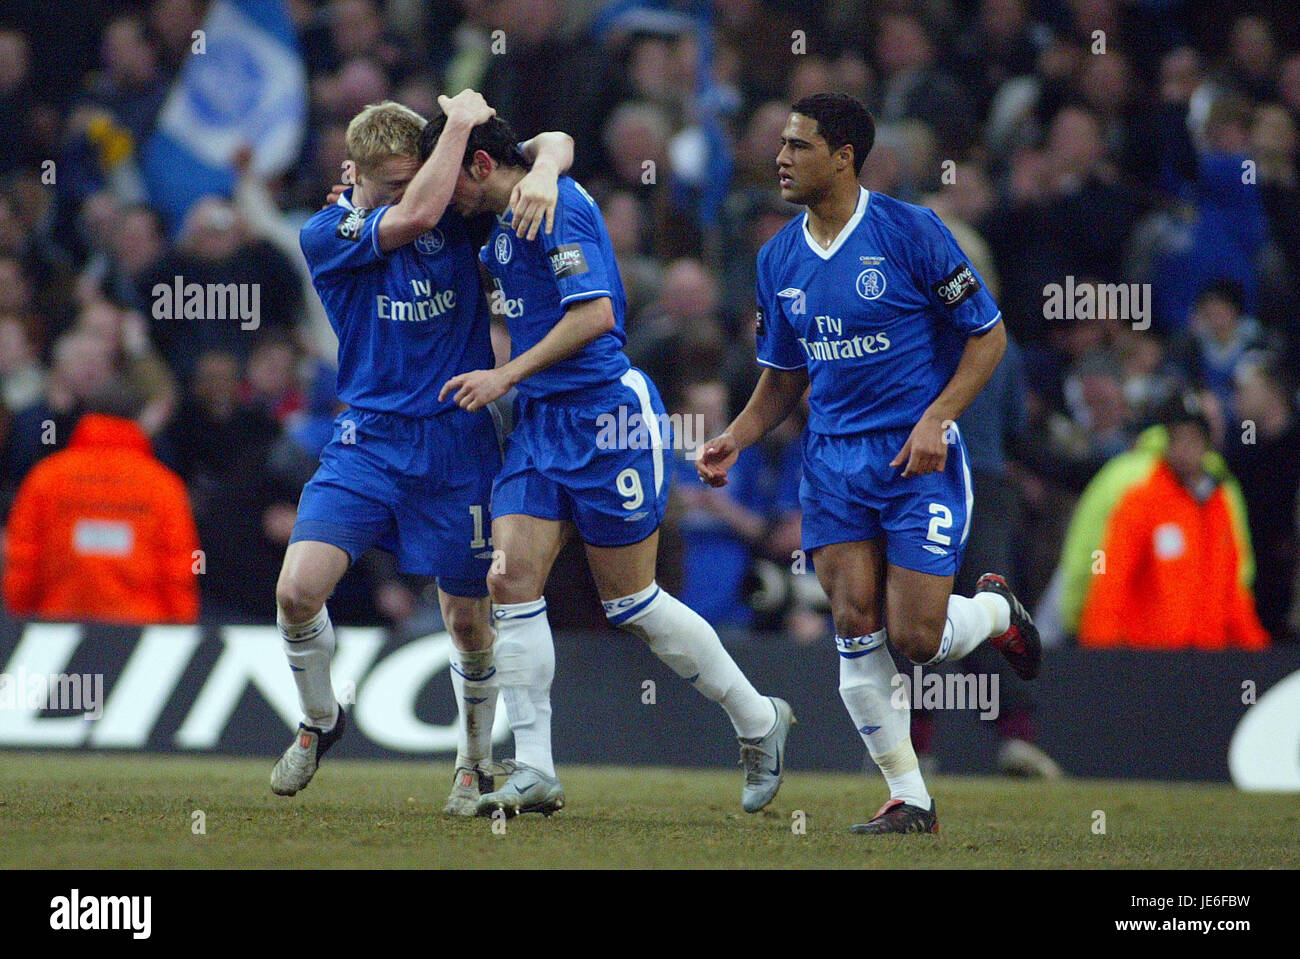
[799,423,974,576]
[492,368,671,548]
[291,405,502,596]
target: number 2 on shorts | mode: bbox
[926,502,953,546]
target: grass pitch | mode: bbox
[1,751,1296,869]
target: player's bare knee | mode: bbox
[276,579,324,624]
[829,600,880,641]
[892,624,942,664]
[486,564,541,606]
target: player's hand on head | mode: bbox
[323,161,354,208]
[696,432,739,487]
[509,172,558,240]
[439,90,495,126]
[439,368,511,412]
[890,414,950,478]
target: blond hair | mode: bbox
[345,101,427,175]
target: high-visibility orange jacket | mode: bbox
[1079,458,1269,649]
[3,414,200,624]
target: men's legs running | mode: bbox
[586,531,776,738]
[586,531,792,812]
[475,513,569,816]
[439,587,504,814]
[814,540,934,819]
[271,540,351,796]
[828,554,1034,833]
[277,540,350,730]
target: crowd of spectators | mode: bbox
[0,0,1297,647]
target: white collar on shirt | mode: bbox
[801,186,870,260]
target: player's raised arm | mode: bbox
[512,132,575,240]
[440,296,615,411]
[697,367,809,487]
[376,90,495,252]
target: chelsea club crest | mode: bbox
[415,229,445,255]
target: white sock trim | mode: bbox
[602,582,660,625]
[837,628,887,658]
[492,598,547,620]
[452,647,495,681]
[277,605,329,643]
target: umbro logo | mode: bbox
[922,544,948,556]
[777,287,806,315]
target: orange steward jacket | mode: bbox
[3,414,200,623]
[1079,459,1269,649]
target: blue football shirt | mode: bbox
[300,190,493,418]
[755,187,1001,435]
[479,176,630,398]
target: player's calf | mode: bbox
[279,604,340,732]
[602,581,792,811]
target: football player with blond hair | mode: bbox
[271,91,574,815]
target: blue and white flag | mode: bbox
[142,0,306,230]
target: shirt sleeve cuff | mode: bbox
[559,289,613,307]
[969,310,1002,334]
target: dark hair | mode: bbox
[1195,278,1246,314]
[419,112,529,170]
[790,93,875,175]
[1157,391,1211,437]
